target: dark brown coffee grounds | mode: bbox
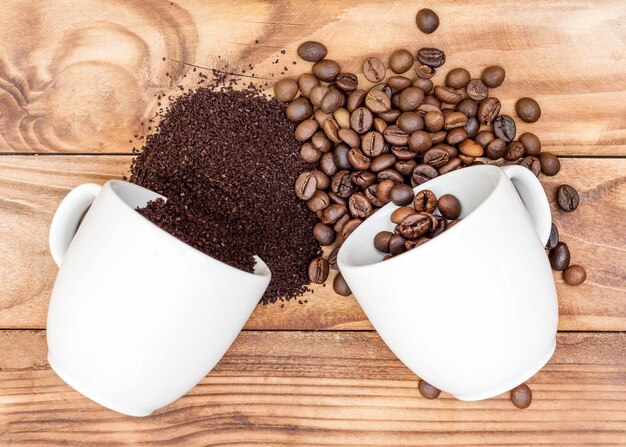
[131,83,321,304]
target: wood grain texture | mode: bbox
[0,155,624,331]
[0,0,624,154]
[1,330,625,446]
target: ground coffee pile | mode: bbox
[131,82,321,304]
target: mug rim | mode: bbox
[103,179,272,281]
[338,165,505,271]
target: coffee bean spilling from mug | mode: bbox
[374,189,461,258]
[282,37,584,296]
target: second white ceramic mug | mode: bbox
[47,180,271,416]
[338,165,558,400]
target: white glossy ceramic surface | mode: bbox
[338,165,557,400]
[47,180,271,417]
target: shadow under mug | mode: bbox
[47,180,271,416]
[338,165,558,400]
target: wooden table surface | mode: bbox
[1,0,625,445]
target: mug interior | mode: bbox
[339,165,503,269]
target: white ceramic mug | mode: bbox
[338,165,557,400]
[47,180,270,416]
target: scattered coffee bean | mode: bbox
[328,246,340,270]
[557,184,579,212]
[363,57,386,82]
[438,194,461,219]
[516,97,541,123]
[457,98,478,118]
[549,242,570,271]
[313,59,341,82]
[286,97,314,122]
[493,115,516,142]
[365,89,392,113]
[481,65,506,88]
[274,78,299,102]
[519,132,541,156]
[418,379,441,399]
[333,273,352,296]
[295,119,319,141]
[466,79,488,100]
[336,73,359,92]
[411,164,439,186]
[539,152,561,176]
[350,107,374,134]
[504,140,525,161]
[374,230,394,252]
[478,97,501,126]
[417,48,446,68]
[308,257,330,284]
[398,86,425,111]
[347,89,366,111]
[510,384,532,409]
[446,68,471,89]
[415,64,436,79]
[434,85,463,104]
[307,190,330,212]
[416,8,440,34]
[520,156,541,176]
[342,218,362,239]
[389,234,407,256]
[389,183,414,206]
[563,265,586,286]
[297,41,328,62]
[298,73,320,97]
[349,192,374,218]
[546,223,559,250]
[398,112,424,133]
[313,222,336,246]
[413,190,437,212]
[389,49,414,74]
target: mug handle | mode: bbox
[49,183,102,267]
[501,165,552,246]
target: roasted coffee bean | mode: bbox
[295,171,317,200]
[417,48,446,68]
[312,59,341,82]
[557,185,579,212]
[446,68,471,89]
[328,190,347,206]
[458,154,475,165]
[322,117,341,143]
[418,103,441,114]
[328,246,340,270]
[331,170,356,198]
[286,97,314,122]
[322,88,345,114]
[493,115,516,142]
[334,108,351,129]
[370,153,396,172]
[459,139,483,157]
[441,144,458,158]
[346,89,366,112]
[333,212,350,232]
[437,194,461,219]
[520,156,541,176]
[444,111,469,129]
[505,140,525,161]
[411,163,439,186]
[481,65,506,88]
[549,242,570,271]
[349,192,373,218]
[374,117,388,133]
[342,218,362,239]
[424,111,445,132]
[516,97,541,123]
[333,143,351,170]
[510,384,532,409]
[383,125,410,146]
[352,170,377,189]
[298,73,320,97]
[397,112,424,133]
[377,168,403,183]
[339,128,360,148]
[350,107,374,134]
[416,8,439,34]
[347,148,371,170]
[475,130,495,147]
[428,214,447,237]
[439,157,463,174]
[413,78,434,96]
[546,223,559,250]
[446,128,469,145]
[398,87,425,112]
[396,213,431,239]
[315,110,333,126]
[415,64,436,79]
[376,179,395,204]
[310,84,330,108]
[374,230,394,253]
[295,119,319,141]
[423,146,449,168]
[307,190,330,212]
[363,57,386,82]
[365,184,384,207]
[485,138,507,159]
[408,129,433,152]
[308,257,330,284]
[519,133,541,156]
[464,117,480,138]
[466,79,488,100]
[274,78,299,102]
[564,265,586,286]
[362,131,385,157]
[391,206,416,224]
[336,73,359,92]
[333,273,352,296]
[478,97,501,126]
[312,222,335,245]
[418,379,441,399]
[298,41,328,62]
[389,234,407,256]
[457,98,478,118]
[391,146,416,160]
[300,142,321,162]
[365,89,392,113]
[389,49,414,74]
[406,237,430,250]
[320,152,338,176]
[311,170,330,190]
[413,190,437,212]
[389,183,414,206]
[395,160,417,176]
[377,109,402,123]
[429,130,447,145]
[434,85,462,104]
[320,203,348,225]
[539,152,561,176]
[388,75,412,93]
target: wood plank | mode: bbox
[1,330,625,446]
[0,155,624,331]
[0,0,624,154]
